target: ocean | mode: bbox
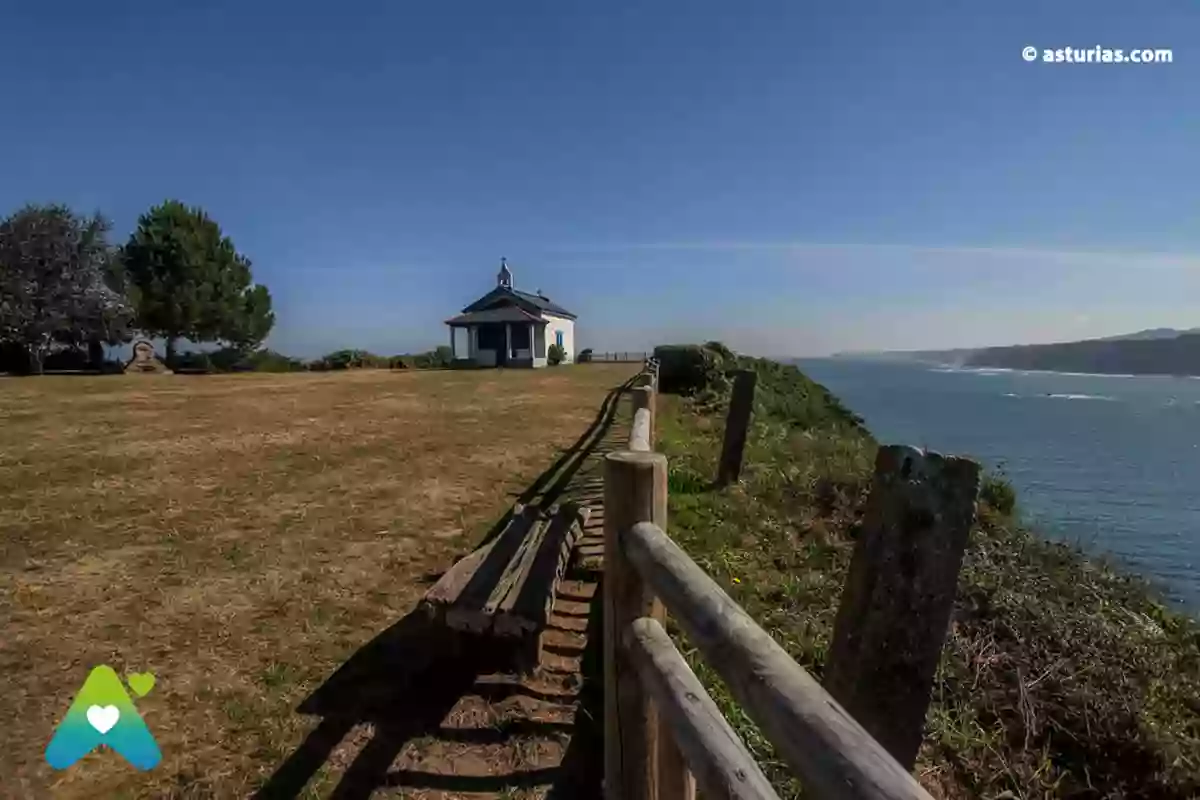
[796,358,1200,610]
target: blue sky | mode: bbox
[4,1,1198,356]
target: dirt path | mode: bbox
[255,383,631,799]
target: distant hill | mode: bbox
[964,331,1200,376]
[833,328,1200,376]
[1091,327,1200,342]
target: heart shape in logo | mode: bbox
[127,672,155,697]
[86,705,120,734]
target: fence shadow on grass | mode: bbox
[255,377,633,799]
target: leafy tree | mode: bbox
[0,204,134,374]
[122,200,274,359]
[225,284,275,352]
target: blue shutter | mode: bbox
[556,331,564,349]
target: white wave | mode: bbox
[929,366,1012,375]
[1003,392,1021,398]
[1021,370,1138,378]
[1044,393,1117,401]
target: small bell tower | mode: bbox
[497,257,513,290]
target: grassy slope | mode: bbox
[655,352,1200,799]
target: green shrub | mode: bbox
[244,349,305,372]
[306,346,454,372]
[310,349,388,370]
[0,341,31,374]
[547,343,566,365]
[168,351,215,373]
[703,340,735,360]
[42,348,93,371]
[737,355,866,432]
[654,342,866,434]
[980,471,1018,516]
[164,348,305,373]
[653,344,728,394]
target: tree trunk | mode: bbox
[165,338,177,364]
[28,348,44,375]
[88,339,105,369]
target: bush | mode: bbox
[653,343,729,395]
[1,342,128,374]
[0,341,31,374]
[242,349,305,372]
[165,348,306,373]
[547,343,566,366]
[981,471,1018,516]
[305,346,456,372]
[703,340,735,360]
[42,348,93,371]
[168,351,215,373]
[310,349,388,370]
[199,347,258,372]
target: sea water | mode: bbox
[797,359,1200,610]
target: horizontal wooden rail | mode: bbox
[622,521,934,800]
[589,351,652,362]
[624,617,780,800]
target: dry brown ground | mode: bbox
[1,365,634,799]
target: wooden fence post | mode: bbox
[605,450,668,800]
[658,738,696,800]
[825,445,981,770]
[716,370,756,486]
[632,385,655,438]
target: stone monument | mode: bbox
[124,340,172,374]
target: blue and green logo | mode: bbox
[45,666,161,770]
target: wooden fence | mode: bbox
[588,351,652,363]
[603,358,980,800]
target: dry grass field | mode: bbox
[1,365,634,798]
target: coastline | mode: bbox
[829,355,1200,380]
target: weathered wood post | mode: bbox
[604,450,668,800]
[825,445,981,770]
[716,370,757,487]
[633,384,656,439]
[657,737,696,800]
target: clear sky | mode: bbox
[4,1,1198,356]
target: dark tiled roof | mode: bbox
[445,306,544,325]
[511,289,576,319]
[462,287,576,320]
